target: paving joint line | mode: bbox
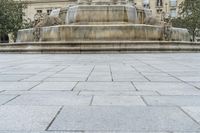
[45,106,64,131]
[85,65,95,81]
[27,82,42,91]
[182,82,200,91]
[178,106,200,126]
[130,65,151,82]
[41,65,71,82]
[89,95,94,106]
[77,90,81,96]
[131,81,139,91]
[71,81,79,91]
[155,91,162,96]
[140,96,149,106]
[109,64,114,82]
[18,74,35,82]
[2,95,21,105]
[0,90,5,94]
[137,60,186,83]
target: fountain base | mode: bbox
[16,24,190,42]
[1,41,199,53]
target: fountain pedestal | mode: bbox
[16,0,190,42]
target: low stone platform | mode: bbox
[1,53,200,133]
[0,41,200,53]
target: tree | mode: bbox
[0,0,29,42]
[173,0,200,41]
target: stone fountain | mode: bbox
[16,0,190,43]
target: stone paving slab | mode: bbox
[1,90,79,95]
[133,82,196,91]
[75,82,135,91]
[7,94,92,106]
[0,95,18,105]
[92,96,146,106]
[1,131,169,133]
[0,75,32,81]
[49,106,200,132]
[177,76,200,82]
[0,105,60,130]
[189,82,200,89]
[31,82,77,91]
[1,54,200,132]
[0,132,83,133]
[0,82,39,91]
[22,73,55,82]
[44,77,87,82]
[144,76,180,82]
[155,89,200,95]
[79,90,159,96]
[143,96,200,106]
[182,107,200,123]
[112,75,148,82]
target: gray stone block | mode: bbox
[134,82,196,91]
[92,96,146,105]
[1,90,78,95]
[145,76,180,82]
[0,131,170,133]
[75,82,135,91]
[0,75,32,81]
[0,95,17,105]
[0,105,60,130]
[45,77,86,82]
[177,76,200,82]
[49,106,200,131]
[157,89,200,95]
[0,82,39,91]
[8,94,92,106]
[143,96,200,106]
[31,82,77,91]
[79,90,159,96]
[182,106,200,123]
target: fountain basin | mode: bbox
[66,5,138,24]
[16,24,190,42]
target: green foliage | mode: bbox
[171,17,185,28]
[0,0,29,41]
[173,0,200,41]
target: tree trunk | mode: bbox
[192,30,196,42]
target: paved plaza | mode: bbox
[1,53,200,133]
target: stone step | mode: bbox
[0,41,200,53]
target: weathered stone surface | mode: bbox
[31,82,77,91]
[0,54,200,132]
[0,82,39,91]
[79,90,158,96]
[7,94,92,106]
[0,105,60,130]
[182,107,200,123]
[0,95,17,105]
[0,75,32,82]
[133,82,196,91]
[92,96,146,105]
[49,106,200,131]
[75,82,135,91]
[144,96,200,106]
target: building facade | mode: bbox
[18,0,183,21]
[20,0,76,21]
[135,0,184,20]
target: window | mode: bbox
[36,10,42,14]
[156,0,163,7]
[170,0,176,7]
[143,0,150,8]
[170,9,177,17]
[47,9,52,15]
